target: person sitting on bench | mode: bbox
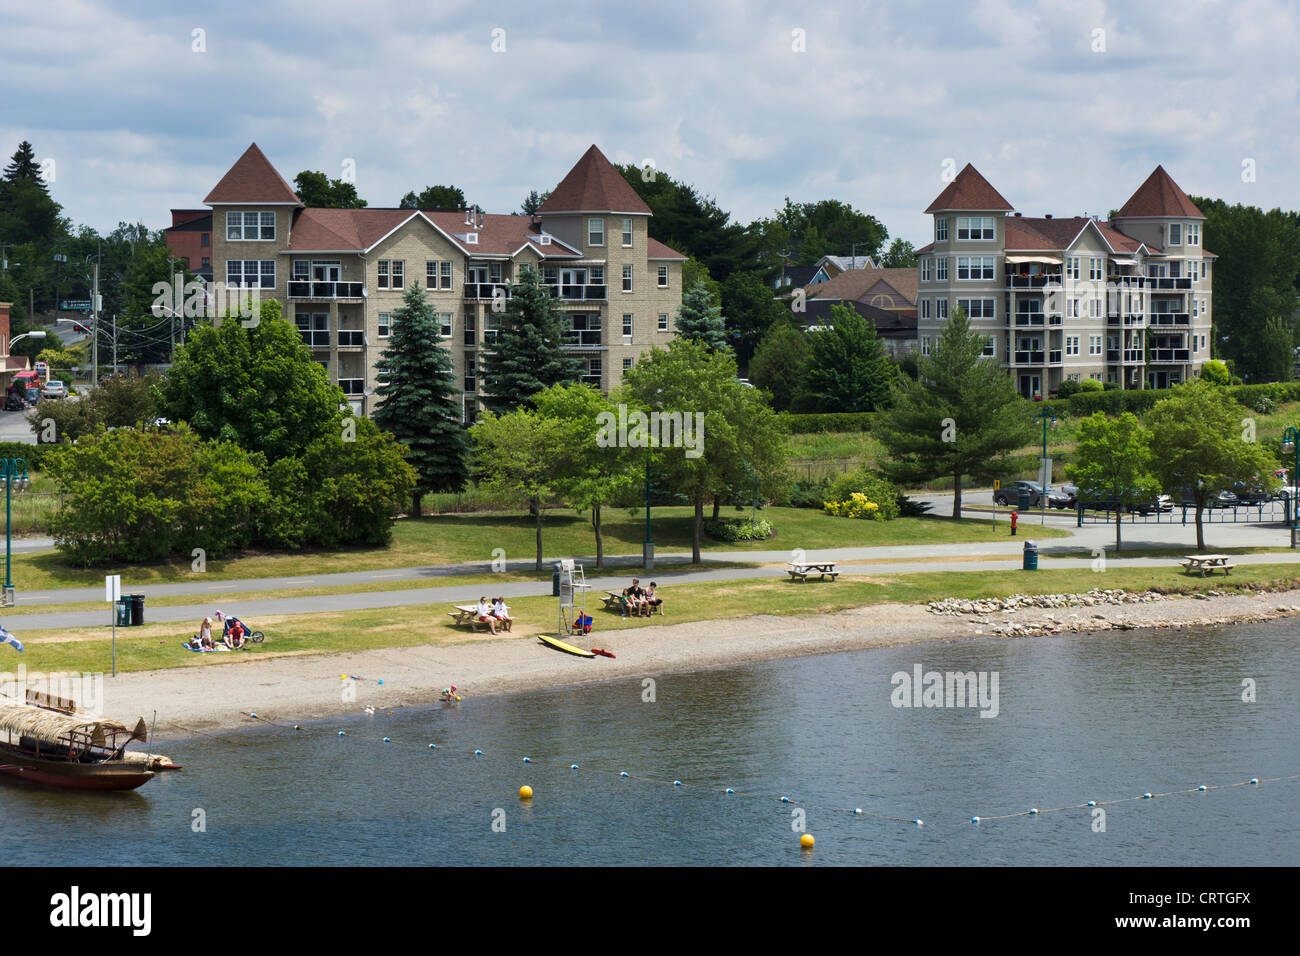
[644,582,663,615]
[491,596,513,632]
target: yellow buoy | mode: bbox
[800,833,815,848]
[519,785,533,799]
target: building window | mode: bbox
[226,259,275,289]
[1066,257,1080,280]
[936,299,949,319]
[956,216,994,241]
[1068,298,1079,318]
[1188,223,1200,246]
[392,261,404,289]
[1091,297,1101,318]
[426,261,438,289]
[1088,335,1102,356]
[588,218,605,246]
[921,337,931,356]
[921,299,931,319]
[622,313,633,337]
[438,312,453,337]
[377,260,389,289]
[956,256,994,280]
[956,298,994,319]
[543,265,558,285]
[200,233,209,248]
[921,258,932,282]
[935,218,948,242]
[201,257,210,268]
[622,218,633,247]
[1089,258,1103,280]
[465,369,476,392]
[581,356,602,387]
[623,357,633,371]
[441,261,452,289]
[378,312,391,338]
[622,264,633,292]
[936,256,948,281]
[1066,336,1079,356]
[658,313,668,331]
[296,312,329,347]
[1168,223,1182,245]
[983,334,996,357]
[226,210,275,241]
[657,265,668,288]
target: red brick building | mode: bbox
[163,209,214,282]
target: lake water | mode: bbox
[5,618,1297,866]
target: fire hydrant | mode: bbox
[1010,510,1019,536]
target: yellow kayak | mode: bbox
[538,635,595,658]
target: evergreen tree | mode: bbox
[674,281,730,351]
[479,265,582,413]
[805,304,895,412]
[3,141,47,192]
[750,316,812,412]
[520,189,551,216]
[400,185,465,210]
[373,283,469,514]
[875,309,1037,518]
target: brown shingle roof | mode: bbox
[1116,166,1204,219]
[1003,216,1146,255]
[647,237,686,259]
[204,143,301,205]
[805,267,918,307]
[283,207,584,256]
[537,145,652,215]
[924,163,1014,213]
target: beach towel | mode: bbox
[181,642,230,653]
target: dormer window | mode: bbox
[539,234,551,245]
[465,233,478,244]
[1168,223,1182,245]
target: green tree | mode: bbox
[533,383,636,567]
[752,197,888,271]
[720,269,786,369]
[1065,412,1160,552]
[805,304,895,412]
[1201,359,1230,385]
[1146,380,1279,551]
[520,189,551,216]
[155,298,345,461]
[1259,316,1295,382]
[3,141,46,189]
[750,317,811,412]
[479,265,581,413]
[879,238,918,268]
[674,281,729,352]
[620,338,788,563]
[372,283,468,514]
[875,309,1036,518]
[292,170,368,208]
[400,185,466,210]
[470,408,569,570]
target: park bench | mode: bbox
[449,604,510,631]
[786,561,839,582]
[1179,555,1235,577]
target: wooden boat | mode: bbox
[0,692,168,791]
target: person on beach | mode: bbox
[644,582,663,616]
[440,684,460,702]
[618,588,634,618]
[491,596,513,632]
[628,579,647,616]
[198,617,215,650]
[475,597,499,634]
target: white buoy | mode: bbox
[620,771,629,777]
[913,819,923,826]
[971,816,980,823]
[674,780,682,787]
[725,788,734,794]
[1030,808,1039,815]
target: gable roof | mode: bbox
[1116,166,1204,219]
[925,163,1014,213]
[204,143,302,205]
[647,237,686,260]
[537,145,652,216]
[805,267,918,306]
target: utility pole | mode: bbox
[92,259,99,386]
[111,315,117,377]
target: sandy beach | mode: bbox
[32,586,1291,740]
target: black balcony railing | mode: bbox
[1006,274,1059,288]
[1048,315,1062,325]
[547,284,607,301]
[1124,315,1145,325]
[1106,349,1121,361]
[463,283,510,300]
[1149,313,1190,326]
[299,331,330,348]
[1147,277,1192,290]
[1014,350,1045,364]
[1150,348,1191,362]
[338,378,365,396]
[1014,313,1045,326]
[288,281,365,299]
[1124,349,1144,362]
[1107,275,1148,287]
[338,330,364,348]
[563,329,603,347]
[1048,350,1062,364]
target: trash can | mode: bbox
[115,599,131,627]
[1017,487,1031,510]
[1022,540,1038,571]
[129,593,145,626]
[552,565,561,597]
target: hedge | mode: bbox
[1068,381,1300,417]
[0,441,48,470]
[782,412,875,434]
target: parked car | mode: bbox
[1058,482,1079,507]
[1232,480,1274,504]
[1079,489,1170,514]
[994,480,1070,509]
[41,380,67,399]
[1178,486,1238,509]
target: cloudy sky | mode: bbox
[3,0,1298,248]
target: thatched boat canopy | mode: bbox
[0,701,147,749]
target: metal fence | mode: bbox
[1076,499,1290,526]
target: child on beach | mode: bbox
[440,684,460,702]
[198,617,215,650]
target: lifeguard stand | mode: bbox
[556,559,589,637]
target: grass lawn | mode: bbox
[8,508,1069,592]
[13,561,1299,676]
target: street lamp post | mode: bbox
[1283,427,1300,547]
[1038,405,1055,525]
[1,457,31,606]
[643,445,654,570]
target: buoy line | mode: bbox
[240,711,1297,831]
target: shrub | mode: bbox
[1078,378,1104,393]
[782,412,874,434]
[0,441,47,470]
[824,468,902,520]
[1069,389,1168,416]
[823,492,882,519]
[1201,359,1230,386]
[703,516,773,541]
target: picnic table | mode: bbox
[1179,554,1235,576]
[786,561,839,582]
[449,604,510,631]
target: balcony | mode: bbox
[298,329,330,349]
[1106,349,1121,362]
[1047,314,1062,326]
[464,283,511,301]
[1048,350,1063,364]
[1014,350,1045,364]
[1149,313,1190,326]
[1123,314,1146,326]
[563,329,603,347]
[1150,348,1191,362]
[339,378,365,396]
[1147,277,1192,291]
[338,330,365,348]
[288,281,365,299]
[1014,313,1045,327]
[547,284,607,301]
[1006,274,1059,289]
[1124,349,1144,363]
[1107,275,1148,288]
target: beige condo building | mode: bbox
[199,143,686,419]
[915,164,1214,396]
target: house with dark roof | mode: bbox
[200,143,686,419]
[795,266,918,358]
[915,164,1213,396]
